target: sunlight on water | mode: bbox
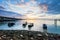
[0,20,60,34]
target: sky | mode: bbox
[0,0,60,19]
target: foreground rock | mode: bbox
[0,30,60,40]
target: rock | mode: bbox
[8,23,15,27]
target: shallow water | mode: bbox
[0,20,60,34]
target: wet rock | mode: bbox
[43,24,47,30]
[8,23,15,27]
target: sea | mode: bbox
[0,20,60,34]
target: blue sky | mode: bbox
[0,0,60,14]
[0,0,60,15]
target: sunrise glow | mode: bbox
[5,0,48,19]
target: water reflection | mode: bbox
[0,20,60,34]
[0,22,5,26]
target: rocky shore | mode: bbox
[0,30,60,40]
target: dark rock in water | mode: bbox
[28,23,34,28]
[43,24,47,29]
[22,22,27,28]
[8,23,15,27]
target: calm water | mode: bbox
[0,20,60,34]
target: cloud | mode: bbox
[1,0,60,19]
